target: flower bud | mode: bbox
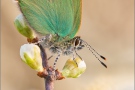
[62,57,86,78]
[20,44,43,72]
[14,14,36,40]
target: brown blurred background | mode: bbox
[1,0,134,90]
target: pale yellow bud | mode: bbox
[14,14,36,40]
[62,57,86,78]
[20,44,43,72]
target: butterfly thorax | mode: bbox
[39,34,85,56]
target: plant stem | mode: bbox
[45,78,54,90]
[38,44,49,68]
[38,44,54,90]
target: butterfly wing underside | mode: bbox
[18,0,82,39]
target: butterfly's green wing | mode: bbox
[18,0,81,39]
[66,0,82,39]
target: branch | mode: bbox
[37,44,64,90]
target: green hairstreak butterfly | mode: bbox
[15,0,107,68]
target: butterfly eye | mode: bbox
[74,36,81,46]
[75,38,80,46]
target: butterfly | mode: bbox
[15,0,107,68]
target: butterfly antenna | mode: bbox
[82,40,106,60]
[80,39,107,68]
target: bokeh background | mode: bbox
[1,0,134,90]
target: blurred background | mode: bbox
[1,0,134,90]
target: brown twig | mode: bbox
[37,44,64,90]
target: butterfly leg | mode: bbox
[53,52,61,69]
[72,52,76,60]
[75,50,82,60]
[47,55,53,60]
[71,52,79,67]
[38,34,52,48]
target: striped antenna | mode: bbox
[80,39,107,68]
